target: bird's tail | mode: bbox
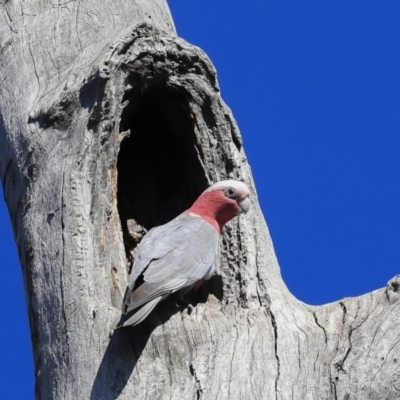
[109,296,163,333]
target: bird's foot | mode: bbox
[176,298,194,314]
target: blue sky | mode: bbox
[1,1,400,397]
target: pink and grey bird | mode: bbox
[111,180,250,330]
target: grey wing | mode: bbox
[143,213,220,285]
[125,213,220,309]
[127,217,180,287]
[110,213,220,330]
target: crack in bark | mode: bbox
[0,2,18,34]
[339,301,347,325]
[255,271,265,308]
[330,302,349,399]
[331,378,338,400]
[269,310,280,400]
[0,75,7,87]
[335,302,353,374]
[339,299,368,373]
[253,220,270,309]
[189,363,203,399]
[313,311,328,344]
[234,221,248,306]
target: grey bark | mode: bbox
[0,1,399,399]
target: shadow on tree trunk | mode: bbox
[90,301,179,400]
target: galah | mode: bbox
[111,180,250,330]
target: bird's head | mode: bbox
[187,180,250,233]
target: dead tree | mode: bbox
[1,1,399,399]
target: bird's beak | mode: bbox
[238,197,250,214]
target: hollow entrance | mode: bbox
[117,84,223,306]
[117,86,209,253]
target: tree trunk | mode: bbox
[1,1,399,399]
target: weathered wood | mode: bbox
[1,2,399,399]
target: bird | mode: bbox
[110,179,250,331]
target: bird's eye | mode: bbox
[224,187,237,199]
